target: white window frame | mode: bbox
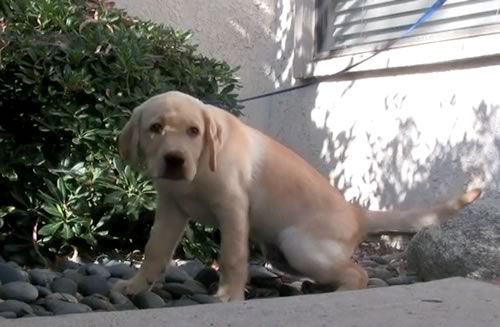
[293,0,500,79]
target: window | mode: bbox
[294,0,500,78]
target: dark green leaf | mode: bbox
[61,224,74,240]
[38,222,63,236]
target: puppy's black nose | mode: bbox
[164,152,185,168]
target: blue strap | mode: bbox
[403,0,448,36]
[205,0,449,106]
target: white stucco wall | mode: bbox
[115,0,500,212]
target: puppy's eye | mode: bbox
[149,123,163,134]
[187,126,200,136]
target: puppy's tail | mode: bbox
[359,188,482,235]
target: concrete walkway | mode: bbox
[6,277,500,327]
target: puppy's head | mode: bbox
[118,91,222,181]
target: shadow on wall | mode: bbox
[238,0,300,131]
[226,0,500,213]
[316,98,499,211]
[243,0,327,160]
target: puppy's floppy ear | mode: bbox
[118,106,142,165]
[203,108,222,172]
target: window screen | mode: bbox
[316,0,500,56]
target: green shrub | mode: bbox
[0,0,241,262]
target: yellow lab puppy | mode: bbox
[113,90,481,302]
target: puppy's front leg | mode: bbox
[214,198,250,302]
[113,198,187,295]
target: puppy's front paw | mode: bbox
[112,274,150,296]
[215,290,231,303]
[215,285,245,302]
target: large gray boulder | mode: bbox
[407,206,500,281]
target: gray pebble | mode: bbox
[59,260,82,271]
[289,281,304,292]
[107,277,122,286]
[45,299,92,315]
[189,294,221,304]
[382,252,407,263]
[365,267,395,280]
[151,287,173,301]
[131,291,166,309]
[80,294,116,311]
[0,281,39,302]
[46,292,78,303]
[248,264,279,280]
[164,281,206,297]
[108,291,136,311]
[360,260,380,268]
[251,276,282,288]
[78,275,110,296]
[0,311,17,318]
[178,259,205,278]
[0,300,34,316]
[35,286,52,298]
[86,264,111,279]
[30,304,53,317]
[105,263,136,280]
[368,278,389,287]
[300,280,315,294]
[33,298,46,306]
[164,265,193,283]
[76,265,88,275]
[51,277,78,295]
[29,269,59,286]
[173,298,201,307]
[0,263,28,284]
[5,261,20,269]
[367,256,390,265]
[300,281,334,294]
[278,283,302,297]
[386,276,417,286]
[114,303,138,311]
[254,288,280,298]
[183,279,208,294]
[106,281,114,291]
[194,267,219,292]
[22,313,37,318]
[109,290,133,305]
[62,269,83,284]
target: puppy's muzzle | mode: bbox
[162,152,186,180]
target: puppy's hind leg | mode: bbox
[321,261,369,291]
[289,253,368,292]
[278,228,368,292]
